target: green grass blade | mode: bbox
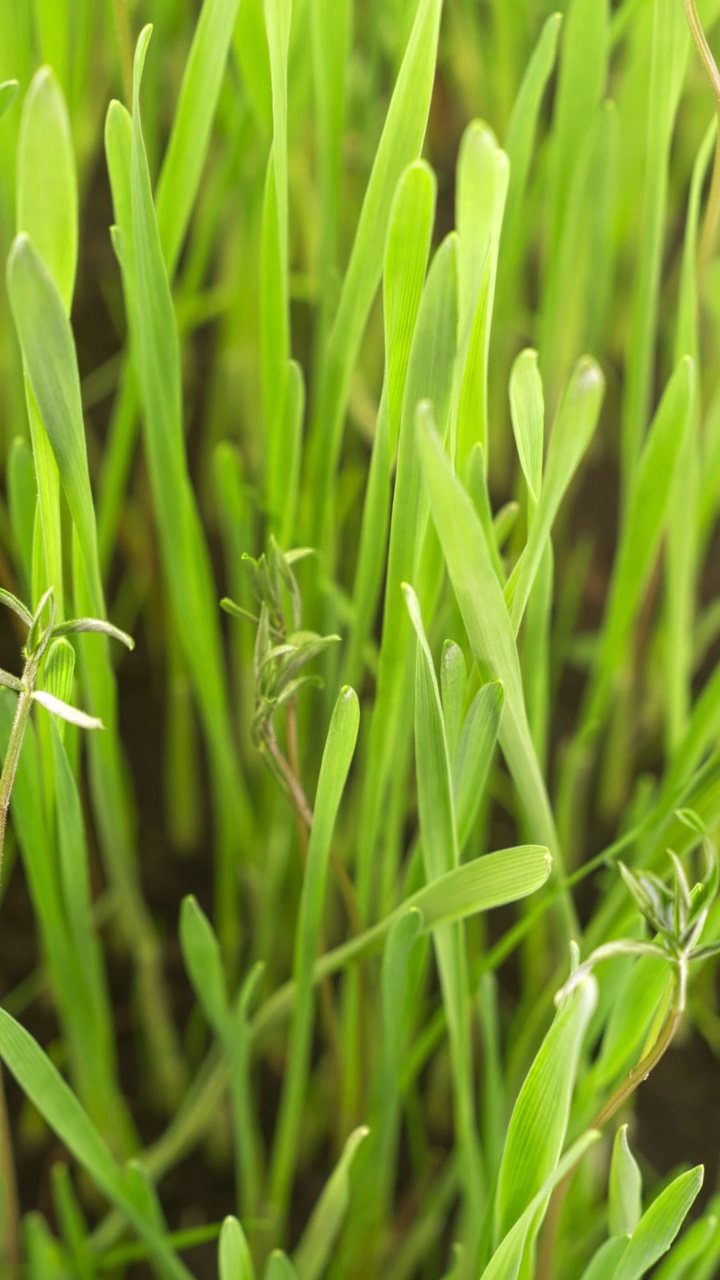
[269,687,360,1217]
[0,79,18,119]
[509,349,544,505]
[620,0,687,487]
[612,1166,704,1280]
[653,1212,720,1280]
[454,680,504,850]
[16,67,76,311]
[482,1130,601,1280]
[155,0,242,276]
[219,1217,255,1280]
[609,1125,642,1237]
[580,1238,629,1280]
[455,121,508,469]
[265,1252,298,1280]
[126,25,251,952]
[408,843,552,932]
[179,897,231,1039]
[293,1126,369,1280]
[585,357,693,730]
[7,435,36,595]
[495,974,597,1240]
[441,639,468,764]
[405,581,483,1221]
[356,233,457,919]
[15,66,76,613]
[664,120,715,749]
[416,401,571,908]
[6,235,102,606]
[304,0,443,550]
[344,159,435,689]
[0,1011,192,1279]
[500,13,562,286]
[310,0,350,355]
[545,0,609,289]
[505,357,604,633]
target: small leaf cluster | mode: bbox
[221,539,339,744]
[0,586,134,730]
[618,810,720,963]
[557,812,720,1010]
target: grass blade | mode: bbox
[269,687,360,1217]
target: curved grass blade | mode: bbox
[495,974,597,1241]
[293,1126,369,1280]
[611,1166,704,1280]
[0,1011,192,1279]
[482,1131,601,1280]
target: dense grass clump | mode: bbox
[0,0,720,1276]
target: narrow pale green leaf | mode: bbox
[0,587,32,627]
[495,974,597,1238]
[586,357,693,728]
[509,349,544,503]
[653,1212,720,1280]
[270,688,360,1213]
[455,121,509,468]
[621,0,688,482]
[17,66,77,312]
[356,235,458,917]
[155,0,242,275]
[506,357,604,631]
[264,1251,298,1280]
[441,640,468,764]
[32,690,103,731]
[612,1166,704,1280]
[344,159,435,689]
[6,235,102,608]
[0,1011,191,1278]
[482,1130,601,1279]
[404,581,482,1217]
[409,844,552,929]
[450,680,502,849]
[0,79,18,118]
[7,436,36,595]
[51,618,134,649]
[179,897,230,1038]
[502,13,562,275]
[417,402,569,897]
[43,638,75,707]
[546,0,609,268]
[293,1127,369,1280]
[306,0,443,548]
[580,1237,629,1280]
[609,1125,642,1237]
[219,1217,254,1280]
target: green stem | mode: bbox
[0,654,37,877]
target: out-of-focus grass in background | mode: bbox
[0,0,719,1276]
